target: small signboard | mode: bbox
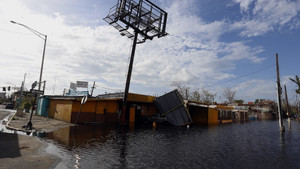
[76,81,88,88]
[30,89,44,95]
[70,82,77,90]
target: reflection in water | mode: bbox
[40,121,300,169]
[74,154,80,169]
[44,125,118,149]
[279,131,287,168]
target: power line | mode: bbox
[98,85,122,92]
[206,64,276,88]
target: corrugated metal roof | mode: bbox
[98,92,155,103]
[154,90,192,126]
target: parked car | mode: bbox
[5,103,14,109]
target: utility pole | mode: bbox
[284,85,291,129]
[18,73,28,109]
[42,81,46,94]
[91,81,96,97]
[297,94,299,115]
[276,53,285,132]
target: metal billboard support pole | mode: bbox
[120,31,138,123]
[104,0,168,125]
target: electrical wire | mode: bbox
[206,64,276,88]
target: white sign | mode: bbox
[76,81,88,88]
[70,82,77,90]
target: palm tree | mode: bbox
[289,75,300,94]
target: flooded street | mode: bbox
[40,120,300,169]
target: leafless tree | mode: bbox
[171,81,191,100]
[171,82,215,103]
[199,88,216,104]
[191,89,201,101]
[223,88,236,103]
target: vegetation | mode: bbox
[223,88,236,103]
[234,99,244,105]
[171,82,216,104]
[171,82,191,100]
[24,102,31,112]
[289,75,300,94]
[255,99,265,104]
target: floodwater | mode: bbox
[40,120,300,169]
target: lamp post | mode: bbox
[11,21,47,130]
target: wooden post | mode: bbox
[129,107,136,124]
[276,53,285,132]
[284,85,291,129]
[153,121,157,130]
[297,94,299,115]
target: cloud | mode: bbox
[0,0,131,94]
[232,0,300,37]
[234,0,255,12]
[130,0,265,90]
[0,0,280,100]
[233,79,277,101]
[166,0,227,41]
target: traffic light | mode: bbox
[8,86,10,91]
[2,87,5,91]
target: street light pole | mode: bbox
[38,35,47,93]
[11,20,47,130]
[11,21,47,93]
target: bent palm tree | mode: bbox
[289,75,300,94]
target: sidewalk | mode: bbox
[6,111,73,133]
[0,109,73,169]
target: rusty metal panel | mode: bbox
[71,111,95,123]
[95,114,118,124]
[208,108,218,125]
[189,105,208,124]
[48,100,72,122]
[141,103,157,116]
[96,101,119,114]
[96,102,106,114]
[129,107,135,124]
[128,93,155,103]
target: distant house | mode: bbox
[249,100,277,120]
[228,102,240,107]
[65,89,89,96]
[232,106,249,122]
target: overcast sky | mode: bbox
[0,0,300,103]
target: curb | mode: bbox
[5,111,34,133]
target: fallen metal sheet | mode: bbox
[154,90,192,126]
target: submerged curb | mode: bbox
[5,111,34,133]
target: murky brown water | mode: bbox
[40,120,300,169]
